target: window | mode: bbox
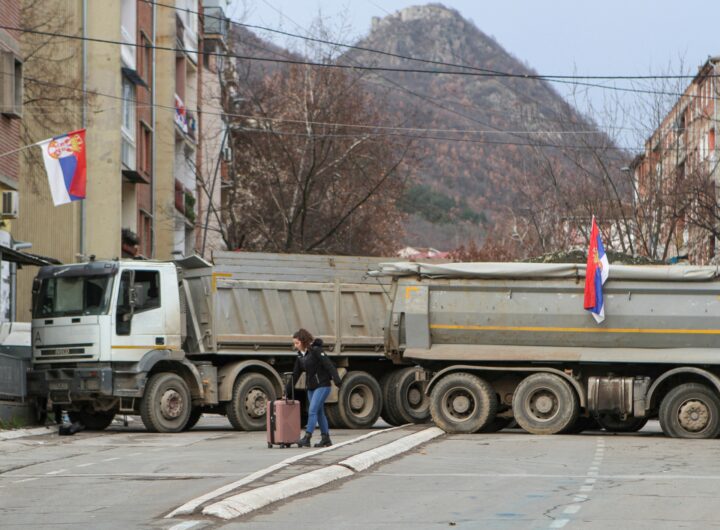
[138,33,152,83]
[139,122,152,177]
[0,52,22,118]
[133,270,161,312]
[120,0,137,69]
[121,77,136,169]
[33,276,113,318]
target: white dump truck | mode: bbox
[28,252,427,433]
[374,261,720,439]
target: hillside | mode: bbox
[229,4,624,252]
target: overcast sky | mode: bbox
[229,0,720,148]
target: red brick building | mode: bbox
[0,0,22,189]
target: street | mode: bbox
[3,418,720,529]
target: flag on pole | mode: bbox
[38,129,87,206]
[583,216,610,323]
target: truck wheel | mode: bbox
[183,407,203,431]
[68,410,116,431]
[227,372,276,431]
[659,383,720,439]
[325,403,348,429]
[429,373,497,434]
[337,371,383,429]
[394,367,431,423]
[140,373,192,433]
[380,371,405,426]
[597,413,648,433]
[512,373,578,435]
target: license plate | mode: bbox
[49,382,69,391]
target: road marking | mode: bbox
[13,478,38,484]
[46,469,67,475]
[102,457,120,462]
[549,519,569,528]
[76,463,95,468]
[585,478,596,484]
[563,505,582,514]
[128,452,143,457]
[579,485,594,492]
[573,495,588,502]
[166,424,410,518]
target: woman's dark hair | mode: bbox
[292,328,314,350]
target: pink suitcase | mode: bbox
[266,398,302,448]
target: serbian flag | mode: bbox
[583,216,610,323]
[38,129,87,206]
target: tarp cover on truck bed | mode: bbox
[370,262,720,281]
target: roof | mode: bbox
[0,245,61,267]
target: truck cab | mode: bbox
[29,260,188,431]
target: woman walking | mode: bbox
[288,328,343,447]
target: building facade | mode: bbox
[14,0,207,320]
[633,57,719,264]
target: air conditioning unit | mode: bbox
[1,191,18,219]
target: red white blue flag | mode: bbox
[38,129,87,206]
[583,216,610,323]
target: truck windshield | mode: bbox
[33,276,113,318]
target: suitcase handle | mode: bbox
[282,372,294,402]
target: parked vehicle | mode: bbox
[27,252,427,433]
[374,261,720,439]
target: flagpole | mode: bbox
[0,141,43,159]
[80,0,87,260]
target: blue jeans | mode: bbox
[306,386,331,435]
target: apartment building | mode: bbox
[198,0,229,258]
[632,57,719,264]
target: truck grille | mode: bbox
[38,344,92,359]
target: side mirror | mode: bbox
[117,270,136,333]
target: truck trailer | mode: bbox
[28,252,428,433]
[374,261,720,439]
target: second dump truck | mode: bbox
[375,261,720,439]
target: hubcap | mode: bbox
[528,389,558,421]
[244,388,267,418]
[349,384,373,417]
[160,389,184,420]
[443,388,475,422]
[678,399,710,432]
[408,387,423,407]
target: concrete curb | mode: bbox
[0,426,53,441]
[165,425,408,518]
[201,426,444,520]
[339,427,444,472]
[203,465,354,519]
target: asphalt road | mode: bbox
[3,419,720,529]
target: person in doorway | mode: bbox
[288,328,342,448]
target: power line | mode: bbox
[151,0,707,81]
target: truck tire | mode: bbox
[227,372,277,431]
[394,367,431,424]
[68,410,116,431]
[659,383,720,439]
[429,372,497,434]
[512,373,578,435]
[597,413,648,433]
[325,403,348,429]
[140,373,192,433]
[336,371,383,429]
[380,371,405,426]
[183,407,203,431]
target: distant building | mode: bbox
[398,246,449,260]
[633,57,719,264]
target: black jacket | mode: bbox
[288,338,342,394]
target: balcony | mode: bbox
[174,93,188,134]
